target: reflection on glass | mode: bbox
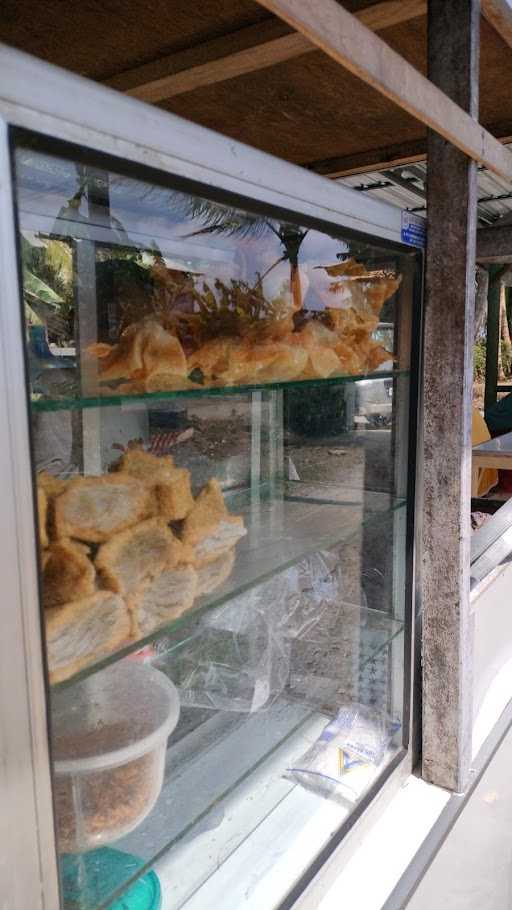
[16,148,401,404]
[13,141,416,910]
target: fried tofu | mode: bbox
[54,474,154,543]
[155,468,194,521]
[117,448,176,483]
[131,564,198,638]
[41,539,96,609]
[96,517,180,597]
[182,479,246,566]
[196,549,235,597]
[46,591,130,684]
[117,449,194,521]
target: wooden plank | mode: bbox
[308,139,428,178]
[482,0,512,48]
[105,0,426,103]
[477,223,512,262]
[308,119,512,177]
[254,0,512,181]
[421,0,479,793]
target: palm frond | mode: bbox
[179,197,272,239]
[23,270,63,307]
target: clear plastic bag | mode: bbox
[158,550,347,714]
[285,705,401,803]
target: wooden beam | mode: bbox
[421,0,478,793]
[254,0,512,181]
[105,0,426,103]
[308,139,428,178]
[482,0,512,48]
[307,119,512,177]
[477,223,512,262]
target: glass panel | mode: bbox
[13,138,418,910]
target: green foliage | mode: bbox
[473,338,486,381]
[502,340,512,377]
[21,236,74,341]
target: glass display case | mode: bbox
[1,57,421,910]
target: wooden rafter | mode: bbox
[482,0,512,48]
[254,0,512,181]
[308,120,512,178]
[105,0,426,103]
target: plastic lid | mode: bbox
[52,662,180,773]
[61,848,161,909]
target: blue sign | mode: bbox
[401,211,426,248]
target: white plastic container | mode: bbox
[52,661,180,853]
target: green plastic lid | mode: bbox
[61,847,161,910]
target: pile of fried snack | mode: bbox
[37,450,246,683]
[87,259,400,394]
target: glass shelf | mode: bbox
[52,481,406,691]
[58,608,404,910]
[31,369,407,413]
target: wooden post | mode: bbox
[422,0,479,791]
[485,269,502,413]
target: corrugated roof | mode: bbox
[339,162,512,227]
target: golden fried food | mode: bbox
[88,319,187,383]
[322,258,368,277]
[287,322,341,378]
[188,337,308,385]
[117,448,176,483]
[366,276,401,312]
[187,338,237,380]
[46,591,130,684]
[366,343,393,371]
[334,339,366,375]
[181,479,230,544]
[37,471,69,499]
[234,341,308,383]
[116,449,194,521]
[302,347,342,379]
[96,518,180,597]
[182,479,246,566]
[312,259,400,320]
[42,539,96,609]
[131,564,198,638]
[196,549,236,597]
[38,487,49,548]
[54,474,154,543]
[85,257,400,391]
[156,468,194,521]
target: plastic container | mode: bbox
[61,848,162,909]
[52,662,180,853]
